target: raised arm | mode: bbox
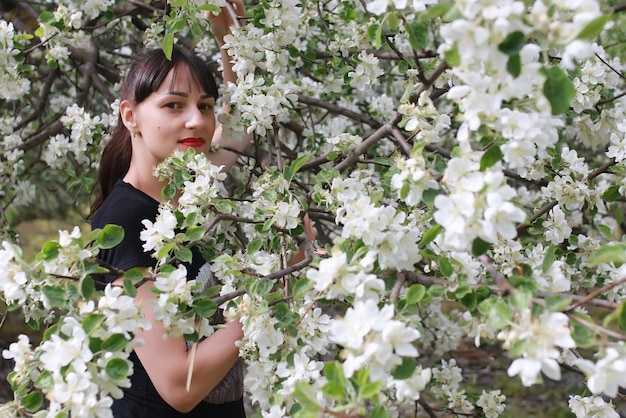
[207,0,253,172]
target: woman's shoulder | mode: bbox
[91,180,160,228]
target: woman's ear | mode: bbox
[119,99,138,133]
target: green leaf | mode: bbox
[175,247,193,263]
[123,276,138,297]
[42,285,66,308]
[168,17,187,33]
[360,381,384,399]
[105,358,130,380]
[321,381,345,400]
[288,154,312,179]
[405,21,428,51]
[316,169,337,184]
[442,4,462,22]
[22,391,43,413]
[39,241,61,261]
[97,224,124,249]
[427,284,445,298]
[273,302,299,325]
[186,226,205,241]
[199,4,221,12]
[400,83,414,104]
[124,267,145,282]
[420,224,441,245]
[249,279,274,296]
[406,284,426,305]
[39,11,55,24]
[498,31,526,56]
[43,323,59,342]
[194,299,217,317]
[82,313,105,335]
[261,218,274,233]
[80,275,95,299]
[392,357,416,380]
[247,238,263,254]
[603,185,621,202]
[439,258,453,276]
[454,283,472,298]
[102,334,128,352]
[293,277,313,298]
[598,224,613,239]
[577,13,612,40]
[444,42,460,67]
[542,66,576,115]
[506,54,522,78]
[510,289,533,311]
[293,381,322,413]
[545,295,571,312]
[162,183,177,200]
[371,406,390,418]
[490,299,512,328]
[542,245,557,273]
[34,370,53,391]
[420,2,453,21]
[570,320,594,348]
[367,23,384,49]
[618,300,626,331]
[480,145,502,171]
[324,361,346,383]
[472,237,490,256]
[213,199,234,214]
[460,291,478,311]
[156,242,175,261]
[162,33,175,60]
[588,244,626,266]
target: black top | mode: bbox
[91,180,245,418]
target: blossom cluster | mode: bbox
[0,20,30,100]
[3,0,626,416]
[2,283,150,417]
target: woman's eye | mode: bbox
[199,103,214,111]
[165,102,181,109]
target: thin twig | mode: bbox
[478,255,515,294]
[568,313,626,341]
[418,398,438,418]
[186,341,198,392]
[391,127,413,156]
[390,271,406,303]
[566,276,626,312]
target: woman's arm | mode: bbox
[207,0,253,172]
[132,279,243,412]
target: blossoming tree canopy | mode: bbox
[1,0,626,416]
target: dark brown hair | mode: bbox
[89,46,219,217]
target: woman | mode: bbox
[89,1,250,416]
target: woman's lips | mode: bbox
[179,137,205,147]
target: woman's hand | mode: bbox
[207,0,244,44]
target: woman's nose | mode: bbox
[185,106,206,128]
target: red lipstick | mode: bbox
[179,137,205,147]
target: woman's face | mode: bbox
[123,65,216,167]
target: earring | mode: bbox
[131,131,136,138]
